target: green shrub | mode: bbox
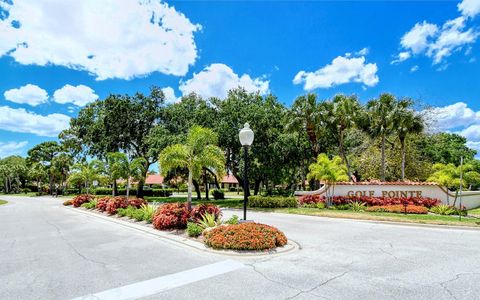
[224,214,239,225]
[139,205,155,223]
[117,208,128,217]
[349,201,366,212]
[316,202,326,209]
[187,222,203,237]
[248,196,297,208]
[132,209,145,221]
[330,204,351,210]
[211,189,225,200]
[198,213,221,229]
[81,199,97,209]
[430,204,455,215]
[125,206,137,218]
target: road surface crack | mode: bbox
[285,271,348,299]
[46,220,107,267]
[438,272,480,300]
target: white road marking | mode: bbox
[73,259,244,300]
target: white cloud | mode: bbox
[467,141,480,154]
[410,65,419,72]
[162,87,180,104]
[0,106,70,137]
[395,5,479,66]
[0,0,201,80]
[458,0,480,18]
[53,84,98,106]
[391,51,412,64]
[428,102,480,130]
[293,52,379,90]
[356,48,369,56]
[0,141,28,158]
[179,63,270,99]
[460,124,480,140]
[4,84,48,106]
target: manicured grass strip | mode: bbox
[0,200,8,205]
[144,196,243,208]
[468,207,480,216]
[275,208,480,227]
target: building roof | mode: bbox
[145,174,164,185]
[335,181,438,186]
[222,174,238,184]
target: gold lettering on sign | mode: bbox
[347,190,423,198]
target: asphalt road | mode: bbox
[1,195,480,300]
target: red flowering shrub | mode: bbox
[366,205,428,214]
[105,196,128,214]
[324,196,440,208]
[96,197,110,211]
[128,198,147,208]
[152,202,190,230]
[72,194,95,207]
[190,204,221,222]
[203,223,288,250]
[298,195,324,205]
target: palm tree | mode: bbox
[307,153,349,206]
[365,94,397,181]
[52,153,73,195]
[68,160,104,195]
[393,101,424,181]
[159,126,225,210]
[287,93,323,157]
[331,94,361,179]
[107,152,147,199]
[29,163,47,194]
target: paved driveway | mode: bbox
[1,196,480,299]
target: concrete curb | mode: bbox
[65,206,299,257]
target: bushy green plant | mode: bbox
[316,202,326,209]
[248,196,297,208]
[330,204,350,210]
[211,189,225,200]
[139,204,155,223]
[125,205,137,218]
[198,213,221,229]
[349,201,366,212]
[224,214,239,225]
[81,199,97,209]
[429,204,455,215]
[187,222,203,237]
[132,209,145,221]
[117,207,128,217]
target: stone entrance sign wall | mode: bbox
[295,182,480,209]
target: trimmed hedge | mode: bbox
[211,189,225,200]
[95,188,173,197]
[248,196,298,208]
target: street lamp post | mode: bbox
[239,123,254,221]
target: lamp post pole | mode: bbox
[243,145,249,221]
[239,123,254,221]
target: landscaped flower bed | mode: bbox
[72,194,95,207]
[203,223,288,250]
[68,197,289,252]
[366,205,428,214]
[298,195,441,208]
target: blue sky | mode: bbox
[1,0,480,158]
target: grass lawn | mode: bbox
[0,192,38,197]
[273,207,480,227]
[0,200,8,205]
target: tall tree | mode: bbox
[393,101,424,181]
[27,141,62,194]
[331,94,361,179]
[52,153,73,195]
[159,126,225,209]
[68,160,104,195]
[365,94,397,181]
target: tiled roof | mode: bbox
[336,181,439,186]
[222,174,238,184]
[145,174,164,185]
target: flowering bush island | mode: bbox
[152,202,190,230]
[366,205,428,214]
[105,196,128,214]
[72,194,95,207]
[203,223,288,251]
[190,204,221,222]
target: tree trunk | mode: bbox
[254,179,261,196]
[205,168,220,189]
[339,129,352,180]
[381,134,386,182]
[49,173,54,195]
[401,138,406,181]
[192,179,201,200]
[136,161,150,198]
[187,170,193,210]
[126,178,130,200]
[113,180,118,196]
[204,169,209,200]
